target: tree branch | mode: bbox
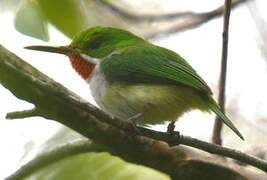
[96,0,201,22]
[93,0,250,40]
[96,0,247,23]
[145,0,250,39]
[139,127,267,172]
[212,0,232,145]
[0,45,266,179]
[6,108,40,119]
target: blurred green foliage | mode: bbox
[24,152,169,180]
[15,0,49,41]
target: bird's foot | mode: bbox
[126,113,142,135]
[167,121,180,146]
[167,121,176,134]
[127,113,142,125]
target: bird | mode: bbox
[25,26,244,140]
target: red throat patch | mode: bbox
[69,55,96,80]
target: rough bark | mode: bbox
[0,45,266,179]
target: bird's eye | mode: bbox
[86,36,104,50]
[89,39,102,49]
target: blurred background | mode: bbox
[0,0,267,179]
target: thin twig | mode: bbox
[95,0,251,39]
[95,0,250,40]
[96,0,199,22]
[6,126,267,180]
[1,45,266,177]
[6,108,40,119]
[96,0,247,23]
[212,0,232,145]
[180,135,267,172]
[138,127,267,173]
[146,0,249,39]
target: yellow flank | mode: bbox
[101,82,209,125]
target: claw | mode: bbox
[126,113,142,134]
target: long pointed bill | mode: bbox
[24,45,74,56]
[25,45,96,80]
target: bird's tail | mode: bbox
[202,95,244,140]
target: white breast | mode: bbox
[87,65,108,107]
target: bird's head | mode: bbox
[25,26,143,80]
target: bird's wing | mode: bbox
[100,44,212,94]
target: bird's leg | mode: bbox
[127,112,142,125]
[167,121,181,146]
[127,103,148,127]
[167,121,180,137]
[126,113,142,134]
[167,121,176,133]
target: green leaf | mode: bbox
[24,152,170,180]
[37,0,89,38]
[0,0,20,12]
[14,0,49,41]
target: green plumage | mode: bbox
[26,26,244,140]
[99,43,243,139]
[101,44,212,94]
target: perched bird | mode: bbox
[25,26,244,140]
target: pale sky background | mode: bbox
[1,0,267,178]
